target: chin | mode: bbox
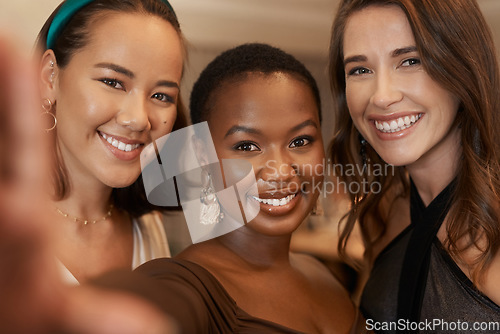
[102,175,140,189]
[377,151,418,168]
[247,209,309,236]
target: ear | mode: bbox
[191,134,210,167]
[39,50,58,103]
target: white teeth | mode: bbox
[99,132,141,152]
[375,114,422,134]
[252,194,296,207]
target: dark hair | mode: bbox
[36,0,186,216]
[190,43,322,124]
[329,0,500,282]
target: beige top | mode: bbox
[59,211,171,285]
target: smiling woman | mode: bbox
[35,0,185,284]
[329,0,500,331]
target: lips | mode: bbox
[99,131,142,152]
[374,113,422,133]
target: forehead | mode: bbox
[343,5,415,56]
[67,11,183,78]
[85,11,177,49]
[210,72,318,119]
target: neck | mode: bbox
[407,126,461,206]
[213,226,292,269]
[53,173,114,220]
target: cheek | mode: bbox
[56,88,106,128]
[150,110,176,138]
[296,150,325,183]
[345,83,366,122]
[430,89,459,119]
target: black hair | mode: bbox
[190,43,322,124]
[36,0,182,68]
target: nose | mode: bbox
[116,95,151,132]
[259,149,296,185]
[370,69,403,109]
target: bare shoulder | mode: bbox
[291,252,354,303]
[291,252,357,333]
[292,252,335,278]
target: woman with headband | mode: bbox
[36,0,184,284]
[329,0,500,331]
[0,32,178,334]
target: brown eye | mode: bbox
[152,93,174,104]
[289,136,312,148]
[100,78,124,90]
[235,142,260,152]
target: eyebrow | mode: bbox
[95,62,135,78]
[392,46,418,57]
[343,55,367,66]
[290,119,318,133]
[156,80,180,90]
[343,46,418,66]
[224,126,261,138]
[223,119,318,139]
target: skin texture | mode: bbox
[38,11,183,282]
[343,5,460,204]
[179,73,356,333]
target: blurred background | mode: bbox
[2,0,499,143]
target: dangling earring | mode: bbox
[359,134,367,173]
[41,98,57,133]
[199,170,224,225]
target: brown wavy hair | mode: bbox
[35,0,186,216]
[329,0,500,282]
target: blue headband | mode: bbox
[46,0,177,49]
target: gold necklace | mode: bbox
[55,204,114,225]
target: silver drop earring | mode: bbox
[199,170,224,225]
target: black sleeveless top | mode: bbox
[360,180,500,333]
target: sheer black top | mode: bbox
[360,180,500,333]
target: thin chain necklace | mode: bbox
[55,204,114,225]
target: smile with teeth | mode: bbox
[252,194,296,207]
[100,132,141,152]
[375,113,422,133]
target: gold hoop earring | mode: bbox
[41,98,57,133]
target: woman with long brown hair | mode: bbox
[329,0,499,331]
